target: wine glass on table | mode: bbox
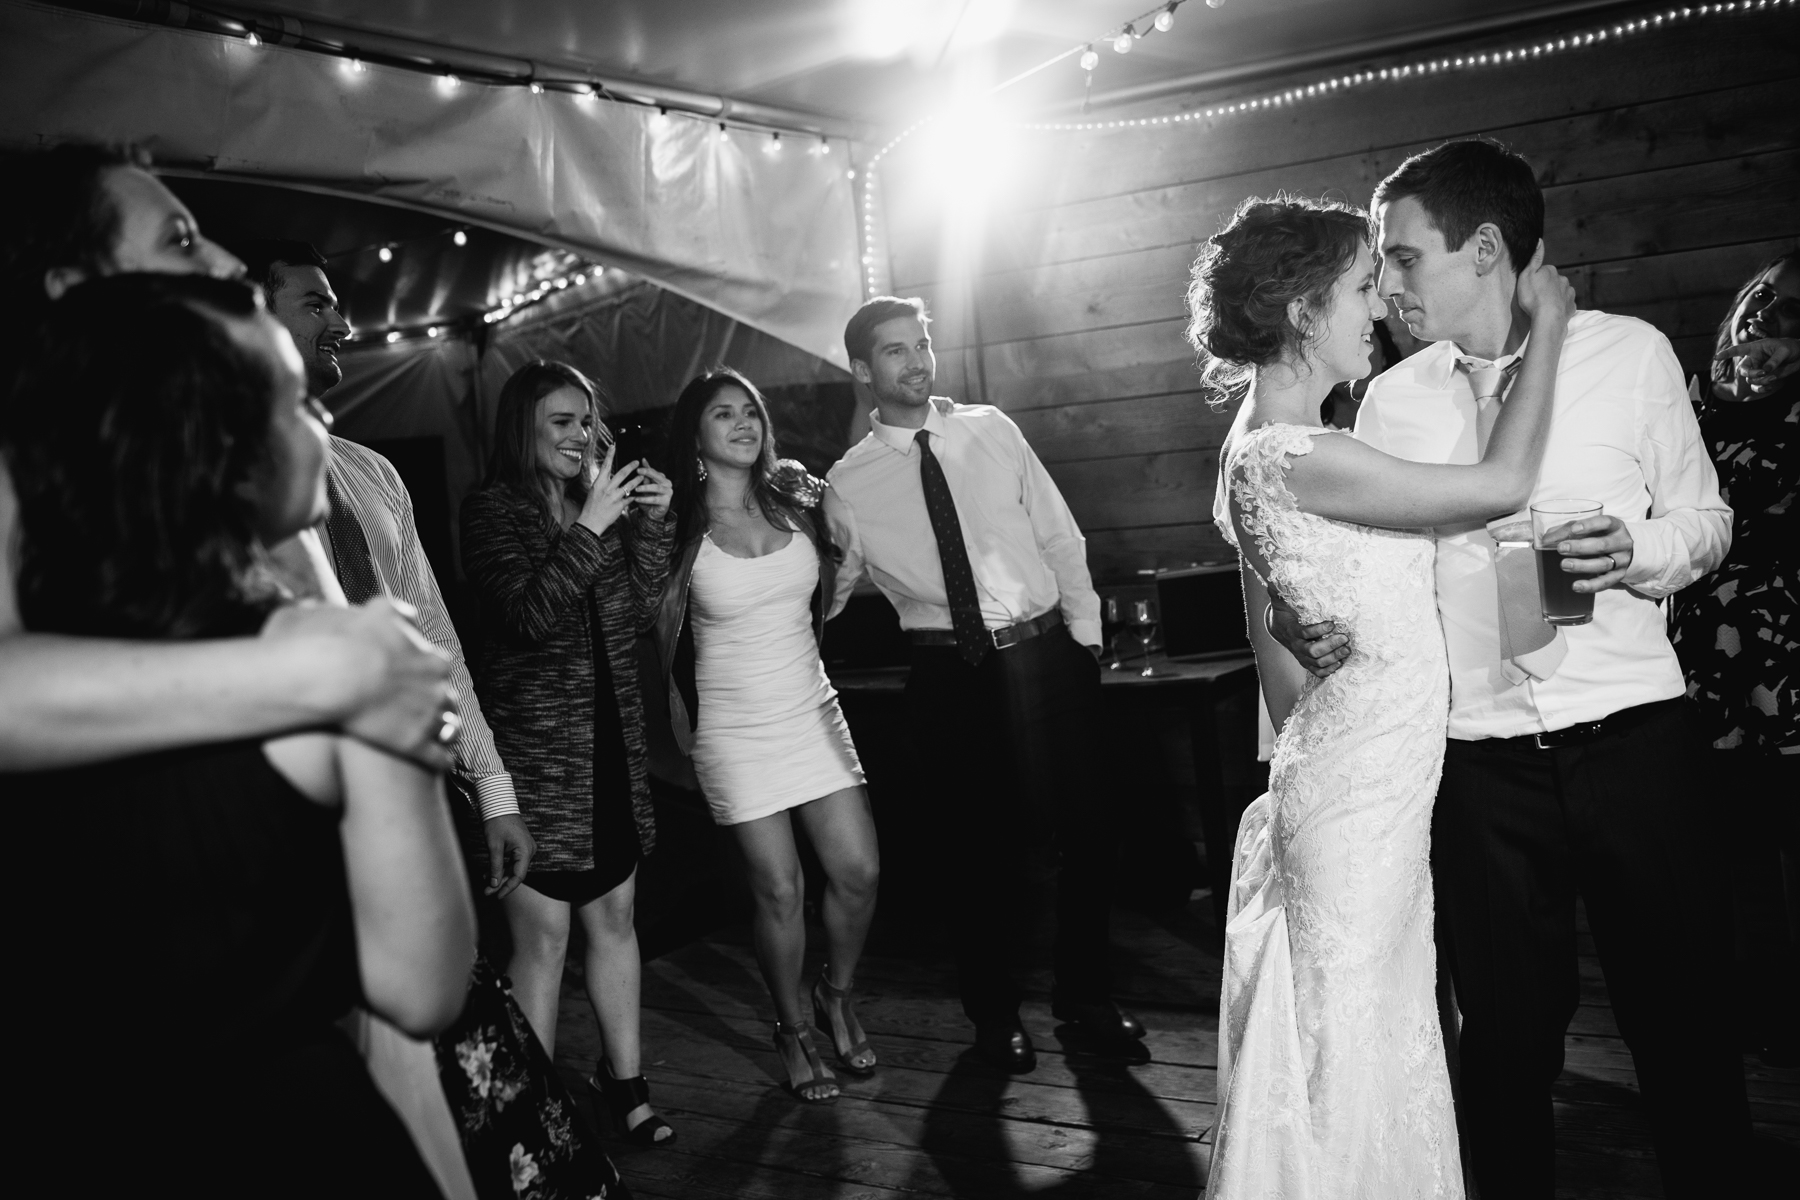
[1102,596,1125,669]
[1129,598,1163,678]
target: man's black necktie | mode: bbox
[916,430,989,666]
[324,472,383,605]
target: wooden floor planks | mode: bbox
[545,894,1797,1199]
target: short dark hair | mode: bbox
[0,141,149,321]
[1373,138,1543,272]
[5,274,284,639]
[844,296,929,368]
[1185,195,1370,401]
[236,239,329,297]
[486,359,609,526]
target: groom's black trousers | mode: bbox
[904,622,1119,1027]
[1433,697,1751,1199]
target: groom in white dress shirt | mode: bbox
[1277,138,1749,1198]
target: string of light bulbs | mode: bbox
[150,3,850,153]
[855,0,1796,298]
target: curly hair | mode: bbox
[4,274,284,639]
[1184,194,1370,402]
[663,367,836,559]
[486,359,610,528]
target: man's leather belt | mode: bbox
[911,610,1062,651]
[1489,697,1683,751]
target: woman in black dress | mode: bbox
[4,275,476,1197]
[1670,249,1799,1064]
[461,361,678,1145]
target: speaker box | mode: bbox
[1155,564,1249,660]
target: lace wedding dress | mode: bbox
[1209,424,1463,1200]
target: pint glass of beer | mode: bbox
[1530,500,1602,626]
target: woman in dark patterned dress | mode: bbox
[1670,249,1798,1063]
[462,361,679,1146]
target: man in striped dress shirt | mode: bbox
[245,241,534,896]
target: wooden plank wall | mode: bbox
[878,9,1800,582]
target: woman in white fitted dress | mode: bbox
[653,368,879,1104]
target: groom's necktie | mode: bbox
[915,429,990,666]
[1459,355,1522,454]
[1463,354,1566,687]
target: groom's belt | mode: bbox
[910,609,1062,650]
[1486,697,1685,751]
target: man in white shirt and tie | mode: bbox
[1285,138,1748,1197]
[825,297,1142,1073]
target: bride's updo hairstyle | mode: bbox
[1184,194,1370,403]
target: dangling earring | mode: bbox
[695,455,708,483]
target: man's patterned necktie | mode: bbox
[324,472,383,605]
[916,429,989,666]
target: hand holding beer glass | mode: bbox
[1530,500,1601,625]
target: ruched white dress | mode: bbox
[689,532,865,825]
[1209,424,1463,1199]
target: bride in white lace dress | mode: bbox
[1187,197,1574,1199]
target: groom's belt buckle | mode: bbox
[1531,719,1608,750]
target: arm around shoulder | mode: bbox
[820,485,864,620]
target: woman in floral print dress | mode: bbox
[1670,249,1798,1064]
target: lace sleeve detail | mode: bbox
[1225,425,1330,593]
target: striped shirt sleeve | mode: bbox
[328,438,519,819]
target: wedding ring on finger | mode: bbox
[436,709,463,746]
[1603,553,1617,573]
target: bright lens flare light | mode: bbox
[916,97,1019,237]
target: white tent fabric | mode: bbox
[0,0,863,368]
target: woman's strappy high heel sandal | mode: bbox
[589,1063,677,1147]
[812,967,877,1075]
[773,1020,839,1102]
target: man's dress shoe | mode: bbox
[974,1022,1037,1074]
[1051,998,1147,1044]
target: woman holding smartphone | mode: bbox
[461,360,678,1146]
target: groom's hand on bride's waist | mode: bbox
[1269,596,1350,678]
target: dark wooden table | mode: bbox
[829,652,1260,930]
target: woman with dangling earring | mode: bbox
[653,368,879,1103]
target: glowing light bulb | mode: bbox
[245,32,261,47]
[438,73,459,92]
[377,246,394,263]
[1079,47,1099,71]
[385,331,402,344]
[452,230,468,247]
[428,326,442,338]
[1114,26,1135,53]
[529,82,543,95]
[1154,5,1176,33]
